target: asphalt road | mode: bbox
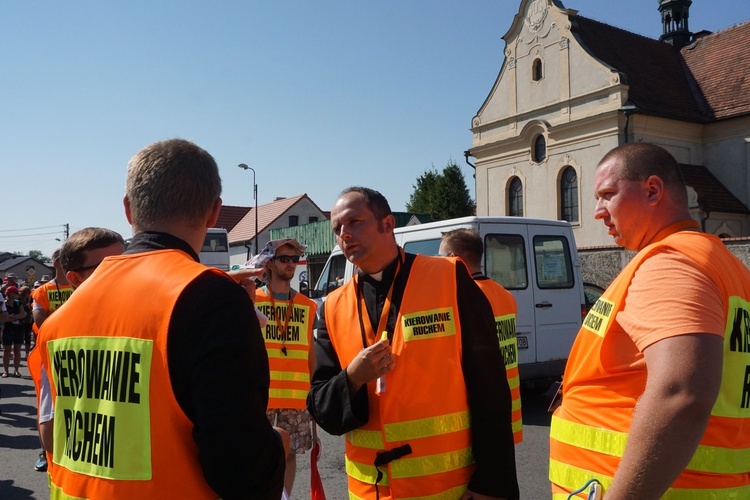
[1,358,556,499]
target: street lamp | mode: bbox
[237,163,259,257]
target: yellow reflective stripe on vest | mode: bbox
[511,396,522,412]
[550,415,627,456]
[269,370,310,383]
[551,458,750,500]
[267,349,308,360]
[552,415,750,474]
[512,418,523,436]
[384,410,471,442]
[345,456,390,486]
[549,458,613,493]
[346,429,385,449]
[346,449,473,484]
[50,481,88,500]
[350,487,468,500]
[268,388,308,401]
[391,447,474,479]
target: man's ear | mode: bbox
[66,271,84,290]
[124,195,133,224]
[382,214,396,234]
[207,198,222,228]
[645,175,665,206]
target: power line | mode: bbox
[0,225,64,233]
[0,231,63,238]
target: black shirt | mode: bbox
[126,232,284,500]
[307,253,519,498]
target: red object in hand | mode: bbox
[310,441,326,500]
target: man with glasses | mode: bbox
[30,227,127,472]
[29,247,73,472]
[251,238,318,497]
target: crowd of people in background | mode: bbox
[2,139,749,499]
[1,272,52,378]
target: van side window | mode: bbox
[403,239,441,255]
[314,254,347,297]
[533,235,575,289]
[484,234,528,290]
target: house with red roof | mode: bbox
[213,193,327,267]
[469,0,750,247]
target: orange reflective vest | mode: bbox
[39,250,224,499]
[550,224,750,498]
[32,280,73,315]
[475,278,522,445]
[255,286,316,410]
[325,255,475,499]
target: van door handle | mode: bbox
[535,302,553,308]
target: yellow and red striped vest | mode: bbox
[475,278,523,445]
[325,256,476,499]
[39,250,225,500]
[550,225,750,498]
[255,287,316,410]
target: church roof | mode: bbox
[571,16,750,123]
[571,15,709,122]
[680,163,750,214]
[681,20,750,120]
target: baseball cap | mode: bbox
[5,272,17,279]
[5,285,20,295]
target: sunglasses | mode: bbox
[272,255,300,264]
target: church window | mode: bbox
[533,135,546,163]
[560,167,579,223]
[532,58,544,81]
[508,177,523,217]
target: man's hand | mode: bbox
[345,339,395,393]
[227,268,263,301]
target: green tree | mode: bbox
[27,250,51,263]
[407,161,475,220]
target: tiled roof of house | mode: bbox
[571,16,709,122]
[681,21,750,120]
[680,163,749,214]
[214,205,251,232]
[228,194,325,243]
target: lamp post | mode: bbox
[237,163,259,257]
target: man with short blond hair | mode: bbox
[38,138,285,499]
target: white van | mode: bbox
[311,216,585,384]
[200,228,231,271]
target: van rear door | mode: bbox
[483,221,582,379]
[528,225,581,370]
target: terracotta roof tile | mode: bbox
[571,16,709,122]
[681,21,750,120]
[214,205,251,232]
[228,194,325,243]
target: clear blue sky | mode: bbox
[2,0,747,258]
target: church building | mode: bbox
[469,0,750,247]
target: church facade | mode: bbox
[469,0,750,248]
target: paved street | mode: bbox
[1,356,554,499]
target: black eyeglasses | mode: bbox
[272,255,300,264]
[71,263,101,273]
